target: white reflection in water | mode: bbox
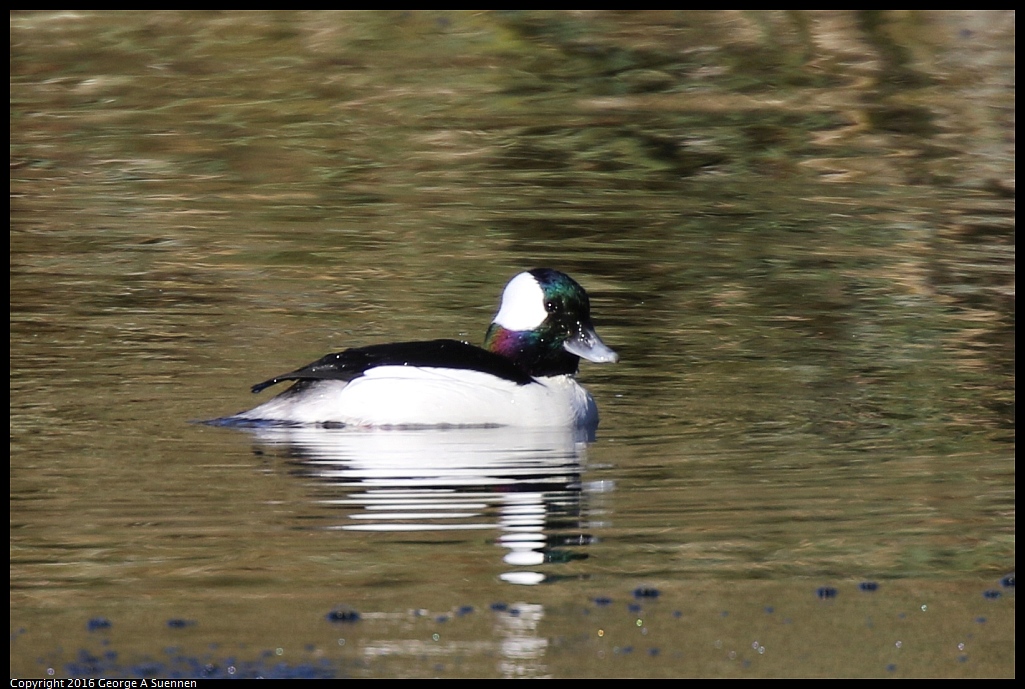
[497,603,548,677]
[358,602,549,678]
[244,425,599,585]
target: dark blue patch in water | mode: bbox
[816,587,838,600]
[87,618,112,631]
[167,619,196,629]
[982,590,1001,600]
[490,602,508,612]
[57,645,353,680]
[633,587,660,599]
[593,596,613,607]
[859,581,879,592]
[325,608,361,623]
[999,573,1014,587]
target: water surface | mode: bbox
[11,11,1014,678]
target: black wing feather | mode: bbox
[251,339,535,393]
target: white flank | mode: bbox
[235,367,597,428]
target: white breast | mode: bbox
[235,366,598,428]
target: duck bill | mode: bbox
[563,324,619,363]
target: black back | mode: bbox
[251,339,536,393]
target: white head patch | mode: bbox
[492,272,548,331]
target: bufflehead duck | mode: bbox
[212,269,617,429]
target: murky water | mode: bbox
[11,11,1013,678]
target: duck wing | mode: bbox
[251,339,535,393]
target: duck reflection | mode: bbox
[243,425,612,584]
